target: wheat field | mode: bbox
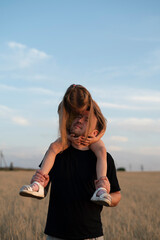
[0,171,160,240]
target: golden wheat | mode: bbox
[0,171,160,240]
[102,172,160,240]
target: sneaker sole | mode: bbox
[91,198,110,207]
[19,191,44,199]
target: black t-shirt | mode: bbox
[44,145,120,240]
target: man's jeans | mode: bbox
[47,235,104,240]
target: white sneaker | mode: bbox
[19,181,44,199]
[91,187,112,207]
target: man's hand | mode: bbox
[95,176,111,194]
[31,170,50,188]
[110,191,121,207]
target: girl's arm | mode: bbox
[80,129,105,146]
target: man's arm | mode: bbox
[110,191,121,207]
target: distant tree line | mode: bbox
[117,167,126,171]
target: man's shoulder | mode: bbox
[107,152,116,169]
[57,145,94,155]
[107,152,114,162]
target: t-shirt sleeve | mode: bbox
[107,153,121,193]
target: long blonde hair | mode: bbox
[58,84,94,149]
[92,100,107,133]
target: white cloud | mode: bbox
[110,136,128,142]
[12,116,30,126]
[0,104,30,127]
[17,46,50,68]
[91,87,160,112]
[90,47,160,85]
[121,118,156,126]
[98,101,145,110]
[8,42,26,49]
[108,145,123,152]
[130,37,160,42]
[0,41,51,70]
[0,84,18,91]
[98,102,130,110]
[1,145,45,168]
[29,48,49,59]
[130,95,160,103]
[124,88,160,104]
[138,146,160,156]
[7,42,49,60]
[109,117,160,133]
[92,86,160,102]
[0,84,62,97]
[0,104,13,116]
[29,87,57,96]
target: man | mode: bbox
[33,107,121,240]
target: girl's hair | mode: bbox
[58,84,107,149]
[58,84,94,149]
[92,100,107,133]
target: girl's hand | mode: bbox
[68,134,100,146]
[68,134,82,146]
[80,135,98,146]
[80,129,105,146]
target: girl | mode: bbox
[19,84,111,206]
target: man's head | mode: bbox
[69,100,106,149]
[70,100,106,137]
[70,110,98,137]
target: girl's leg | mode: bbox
[19,138,68,198]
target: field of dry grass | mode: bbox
[102,172,160,240]
[0,171,160,240]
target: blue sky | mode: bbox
[0,0,160,170]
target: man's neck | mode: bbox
[71,142,89,151]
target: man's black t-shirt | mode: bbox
[44,146,120,240]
